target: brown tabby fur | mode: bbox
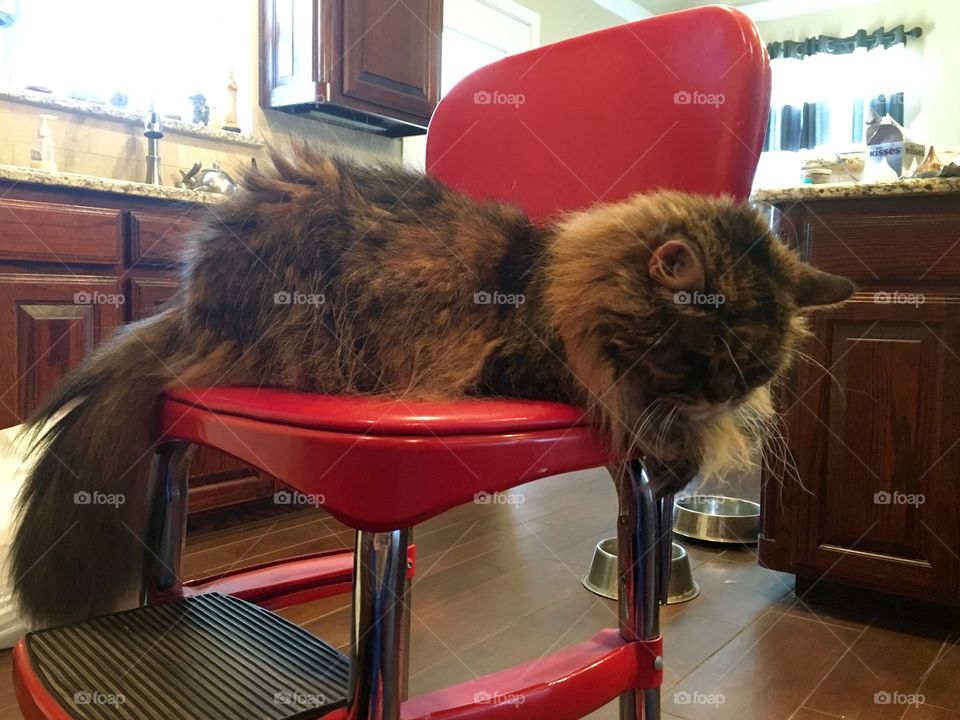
[11,148,854,626]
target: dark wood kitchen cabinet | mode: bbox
[759,190,960,605]
[260,0,442,135]
[0,181,274,514]
[0,273,124,426]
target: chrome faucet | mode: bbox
[144,105,163,185]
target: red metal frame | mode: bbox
[153,545,414,611]
[160,391,612,532]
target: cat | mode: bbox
[11,148,854,627]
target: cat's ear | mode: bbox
[793,264,856,308]
[649,240,704,291]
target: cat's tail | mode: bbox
[10,307,190,627]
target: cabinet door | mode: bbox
[130,210,198,268]
[260,0,323,107]
[790,295,960,598]
[128,277,180,320]
[334,0,442,124]
[0,274,123,428]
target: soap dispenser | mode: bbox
[30,114,57,172]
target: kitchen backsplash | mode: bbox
[0,93,402,186]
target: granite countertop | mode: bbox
[752,176,960,203]
[0,164,228,204]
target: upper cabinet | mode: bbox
[260,0,443,136]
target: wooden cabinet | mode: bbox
[0,274,124,427]
[260,0,442,135]
[0,182,273,514]
[759,192,960,605]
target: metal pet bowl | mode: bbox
[673,495,760,544]
[582,538,699,604]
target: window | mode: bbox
[441,0,540,95]
[756,25,923,188]
[403,0,540,169]
[0,1,242,120]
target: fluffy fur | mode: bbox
[11,148,853,626]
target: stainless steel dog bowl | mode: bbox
[673,495,760,543]
[582,539,699,604]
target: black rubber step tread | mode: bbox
[25,593,349,720]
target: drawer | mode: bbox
[130,210,198,265]
[128,277,180,321]
[0,199,123,264]
[801,199,960,282]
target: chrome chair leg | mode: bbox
[615,459,660,720]
[141,441,194,604]
[657,493,676,605]
[349,528,411,720]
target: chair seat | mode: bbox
[160,387,615,531]
[165,387,590,436]
[14,593,349,720]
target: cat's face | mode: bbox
[546,191,854,474]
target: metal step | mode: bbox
[25,593,349,719]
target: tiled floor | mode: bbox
[1,467,958,719]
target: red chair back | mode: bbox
[426,5,770,222]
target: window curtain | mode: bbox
[764,26,921,153]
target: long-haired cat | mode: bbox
[11,149,853,626]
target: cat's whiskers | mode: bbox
[719,335,747,388]
[793,349,845,401]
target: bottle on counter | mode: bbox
[29,114,57,172]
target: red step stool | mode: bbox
[12,6,770,719]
